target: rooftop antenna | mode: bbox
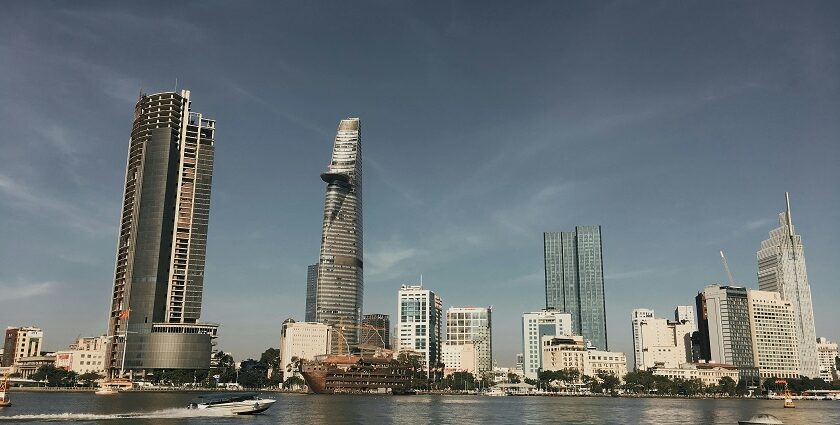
[785,192,793,237]
[174,77,178,93]
[419,274,423,287]
[719,251,736,286]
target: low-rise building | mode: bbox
[442,342,477,376]
[650,362,740,386]
[15,355,55,379]
[54,336,109,375]
[585,349,627,378]
[542,335,586,373]
[278,319,332,381]
[631,309,692,371]
[817,337,838,382]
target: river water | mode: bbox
[1,392,838,424]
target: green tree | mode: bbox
[79,372,103,387]
[260,348,280,371]
[597,371,620,394]
[506,373,521,384]
[283,375,306,389]
[31,365,77,387]
[718,376,737,396]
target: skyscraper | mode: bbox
[757,193,819,378]
[105,90,218,377]
[699,285,758,382]
[304,264,318,322]
[446,306,493,373]
[315,118,363,350]
[544,226,608,350]
[397,285,442,371]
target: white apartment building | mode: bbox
[522,309,572,379]
[398,285,442,371]
[2,326,43,367]
[631,309,692,371]
[816,337,838,382]
[279,319,332,381]
[651,362,740,387]
[585,349,627,378]
[446,306,492,373]
[441,342,477,375]
[54,336,109,375]
[675,305,697,331]
[747,289,800,379]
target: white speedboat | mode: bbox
[95,387,119,396]
[738,414,784,425]
[188,393,276,415]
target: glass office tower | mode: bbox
[544,226,608,350]
[315,118,364,351]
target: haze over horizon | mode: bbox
[1,1,839,365]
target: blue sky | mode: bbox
[1,1,838,365]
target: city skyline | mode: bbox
[1,2,839,365]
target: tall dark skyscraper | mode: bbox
[315,118,363,351]
[544,226,608,350]
[304,264,318,322]
[106,90,218,377]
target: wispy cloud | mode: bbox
[743,217,776,231]
[366,244,424,280]
[0,281,59,302]
[0,174,114,237]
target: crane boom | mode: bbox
[720,250,736,286]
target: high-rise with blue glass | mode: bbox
[543,226,608,350]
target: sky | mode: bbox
[1,1,839,366]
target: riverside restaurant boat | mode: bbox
[299,355,413,394]
[0,371,11,407]
[188,393,276,415]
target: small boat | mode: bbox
[483,387,508,397]
[188,393,276,415]
[95,387,119,396]
[738,414,784,425]
[0,371,11,407]
[783,396,795,409]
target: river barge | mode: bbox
[299,355,413,394]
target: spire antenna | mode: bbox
[785,192,793,237]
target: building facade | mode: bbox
[446,307,492,373]
[674,305,697,331]
[700,285,758,381]
[105,90,218,377]
[397,285,442,371]
[2,327,43,367]
[651,363,740,387]
[816,337,838,382]
[544,227,608,350]
[315,118,364,351]
[54,336,109,375]
[278,319,332,381]
[541,335,626,380]
[522,309,573,379]
[360,314,391,350]
[631,309,692,371]
[747,290,800,379]
[630,309,655,370]
[442,342,477,375]
[305,264,318,322]
[757,193,819,378]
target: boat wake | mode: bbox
[0,407,231,421]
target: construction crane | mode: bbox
[719,250,736,286]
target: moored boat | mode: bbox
[188,393,276,415]
[300,355,413,394]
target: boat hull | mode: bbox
[300,355,413,395]
[196,398,276,415]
